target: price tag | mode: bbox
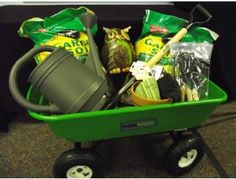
[151,65,163,80]
[129,61,151,80]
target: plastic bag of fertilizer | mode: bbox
[135,9,218,76]
[18,7,97,64]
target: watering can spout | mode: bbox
[80,12,97,29]
[80,12,107,80]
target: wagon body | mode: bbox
[27,80,227,142]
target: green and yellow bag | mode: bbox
[18,7,97,64]
[135,9,218,76]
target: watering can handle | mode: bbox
[9,45,60,113]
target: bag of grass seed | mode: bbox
[135,9,218,76]
[18,7,97,64]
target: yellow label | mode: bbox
[36,32,90,64]
[135,35,175,76]
[135,35,171,62]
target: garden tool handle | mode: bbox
[9,45,60,113]
[147,28,188,67]
[191,4,212,23]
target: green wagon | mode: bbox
[26,80,227,178]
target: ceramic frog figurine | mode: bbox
[101,26,135,74]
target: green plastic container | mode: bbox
[26,80,227,142]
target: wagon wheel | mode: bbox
[163,134,205,176]
[53,149,104,178]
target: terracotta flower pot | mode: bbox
[130,81,172,106]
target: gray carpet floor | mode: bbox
[0,101,236,178]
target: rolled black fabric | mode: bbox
[157,73,181,102]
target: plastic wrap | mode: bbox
[170,42,213,101]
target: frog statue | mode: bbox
[101,26,135,74]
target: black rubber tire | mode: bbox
[53,149,104,178]
[163,134,205,176]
